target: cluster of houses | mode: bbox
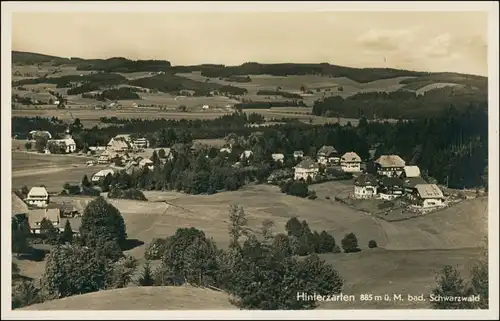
[353,155,445,209]
[288,146,446,210]
[293,145,361,181]
[12,187,81,236]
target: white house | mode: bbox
[294,158,320,181]
[341,152,362,173]
[374,155,406,177]
[89,146,106,152]
[293,150,304,160]
[25,186,50,208]
[271,153,285,163]
[202,105,210,109]
[29,130,52,140]
[92,169,115,182]
[27,208,60,234]
[413,184,445,208]
[240,150,253,160]
[133,137,149,149]
[317,145,340,165]
[403,165,421,178]
[353,173,378,199]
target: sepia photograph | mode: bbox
[1,1,498,319]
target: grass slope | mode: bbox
[21,286,236,310]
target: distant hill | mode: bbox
[21,285,236,310]
[12,50,487,86]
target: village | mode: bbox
[13,125,456,239]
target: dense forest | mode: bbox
[13,104,488,189]
[312,87,488,119]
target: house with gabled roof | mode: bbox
[317,145,340,165]
[411,184,445,208]
[353,173,378,199]
[92,169,115,183]
[12,192,29,219]
[341,152,362,173]
[25,186,50,208]
[294,157,320,181]
[27,208,60,234]
[374,155,406,177]
[403,176,428,193]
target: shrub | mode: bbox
[11,280,40,309]
[40,244,108,299]
[144,238,168,260]
[105,255,139,289]
[107,188,148,201]
[368,240,378,249]
[137,261,155,286]
[341,232,360,253]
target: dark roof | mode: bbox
[295,158,319,170]
[380,177,404,187]
[354,174,378,186]
[404,176,428,188]
[12,192,29,216]
[317,145,338,156]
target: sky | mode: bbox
[11,10,489,76]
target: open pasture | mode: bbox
[49,184,487,257]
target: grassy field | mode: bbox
[11,150,99,192]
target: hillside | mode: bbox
[21,286,236,310]
[11,51,488,119]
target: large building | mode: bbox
[374,155,406,177]
[25,186,50,208]
[341,152,362,173]
[353,173,378,199]
[317,145,340,165]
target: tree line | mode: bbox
[312,86,487,119]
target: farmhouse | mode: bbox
[92,169,115,182]
[378,177,405,200]
[202,105,210,109]
[272,153,285,163]
[411,184,445,208]
[353,173,378,199]
[107,135,135,152]
[133,137,149,149]
[403,165,421,178]
[27,208,60,234]
[317,145,340,165]
[341,152,362,173]
[25,186,50,208]
[294,158,320,181]
[293,150,304,160]
[374,155,406,177]
[240,150,253,160]
[403,176,428,193]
